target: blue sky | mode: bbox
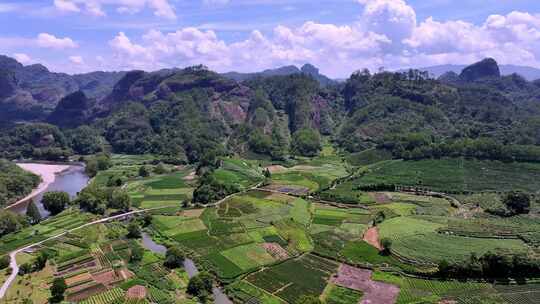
[1,0,540,77]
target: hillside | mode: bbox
[2,57,540,165]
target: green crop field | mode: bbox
[373,272,505,304]
[323,284,363,304]
[354,158,540,193]
[247,254,339,303]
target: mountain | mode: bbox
[404,63,540,81]
[0,55,125,122]
[222,63,336,86]
[3,57,540,164]
[459,58,501,82]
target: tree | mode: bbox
[0,210,28,237]
[142,213,153,227]
[380,238,392,255]
[18,263,32,275]
[187,272,213,301]
[503,192,531,215]
[33,251,48,271]
[291,128,322,157]
[130,244,144,263]
[154,163,168,175]
[110,189,131,211]
[50,277,67,303]
[75,186,107,215]
[42,191,69,215]
[139,166,150,177]
[126,221,141,238]
[164,247,185,269]
[26,201,41,224]
[438,259,450,279]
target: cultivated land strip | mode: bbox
[0,206,169,299]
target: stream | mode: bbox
[141,232,233,304]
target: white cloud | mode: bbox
[358,0,416,47]
[36,33,78,49]
[69,55,84,64]
[34,0,540,77]
[54,0,80,12]
[53,0,176,19]
[13,53,32,64]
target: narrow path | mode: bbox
[0,207,168,299]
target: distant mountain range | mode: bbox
[222,63,336,86]
[401,64,540,81]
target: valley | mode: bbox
[1,57,540,304]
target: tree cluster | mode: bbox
[438,252,540,280]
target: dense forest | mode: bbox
[3,57,540,165]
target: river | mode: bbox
[141,232,232,304]
[7,164,90,218]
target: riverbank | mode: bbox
[4,163,72,210]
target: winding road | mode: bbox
[0,207,167,299]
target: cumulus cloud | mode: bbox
[39,0,540,77]
[37,33,78,49]
[53,0,176,19]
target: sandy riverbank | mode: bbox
[5,163,72,209]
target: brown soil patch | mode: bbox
[331,264,399,304]
[370,192,391,203]
[65,272,93,287]
[183,208,205,218]
[92,269,119,285]
[126,285,147,299]
[118,268,134,280]
[363,227,382,250]
[67,283,107,301]
[266,165,287,173]
[262,243,289,260]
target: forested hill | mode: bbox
[3,57,540,164]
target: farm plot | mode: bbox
[246,254,339,303]
[379,216,529,263]
[312,204,371,227]
[322,284,363,304]
[124,168,196,209]
[354,158,540,193]
[331,264,400,304]
[229,280,287,304]
[373,271,504,304]
[495,283,540,304]
[213,158,264,189]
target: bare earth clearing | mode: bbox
[363,227,383,251]
[332,264,399,304]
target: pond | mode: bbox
[140,232,232,304]
[8,164,90,218]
